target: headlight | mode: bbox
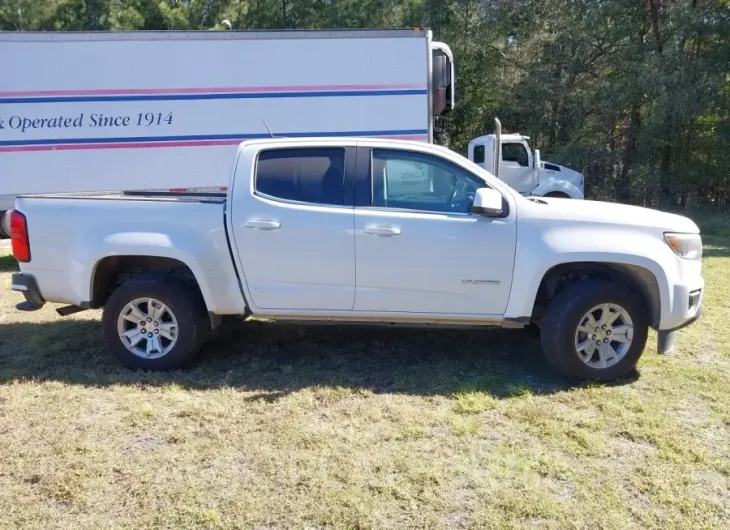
[664,232,702,260]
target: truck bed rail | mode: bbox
[16,189,227,204]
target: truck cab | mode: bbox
[467,132,585,199]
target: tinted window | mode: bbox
[502,143,529,167]
[473,144,485,164]
[371,149,483,214]
[255,148,345,205]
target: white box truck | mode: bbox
[0,28,455,236]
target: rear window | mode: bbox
[255,148,346,206]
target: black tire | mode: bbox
[540,280,649,381]
[525,322,542,338]
[544,192,571,199]
[101,280,209,370]
[0,210,10,239]
[434,129,450,148]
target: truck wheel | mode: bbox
[540,280,648,381]
[101,280,209,370]
[434,129,450,148]
[0,210,10,239]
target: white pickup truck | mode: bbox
[9,137,704,381]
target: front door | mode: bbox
[229,146,355,311]
[500,142,534,194]
[353,146,517,316]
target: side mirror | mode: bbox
[471,187,503,217]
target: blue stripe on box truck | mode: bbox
[0,89,428,105]
[0,129,430,152]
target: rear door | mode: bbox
[228,145,356,311]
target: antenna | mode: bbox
[260,116,275,138]
[260,116,286,139]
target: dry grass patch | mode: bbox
[1,240,730,528]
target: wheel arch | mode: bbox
[89,255,208,310]
[542,191,571,199]
[532,180,584,199]
[530,261,662,330]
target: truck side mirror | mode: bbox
[471,188,503,217]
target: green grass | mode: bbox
[1,240,729,529]
[681,208,730,237]
[0,252,19,272]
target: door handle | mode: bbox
[244,219,281,230]
[363,224,401,236]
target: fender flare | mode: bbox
[504,250,671,331]
[86,249,217,311]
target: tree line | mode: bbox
[1,0,728,207]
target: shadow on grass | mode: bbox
[0,254,18,273]
[0,316,639,398]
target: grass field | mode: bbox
[1,238,729,529]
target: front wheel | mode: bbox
[543,191,571,199]
[101,280,209,370]
[539,280,649,381]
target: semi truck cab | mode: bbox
[467,131,585,199]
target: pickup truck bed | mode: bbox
[12,190,247,318]
[9,137,704,382]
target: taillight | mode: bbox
[10,210,31,262]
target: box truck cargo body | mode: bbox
[0,28,454,236]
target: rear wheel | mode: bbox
[101,280,209,370]
[0,210,10,238]
[539,280,649,381]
